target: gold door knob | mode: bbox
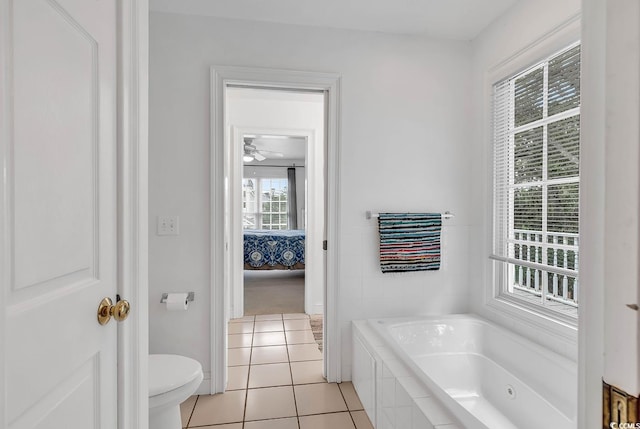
[97,297,131,325]
[112,299,131,322]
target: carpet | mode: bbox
[244,270,305,315]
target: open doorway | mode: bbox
[241,133,308,315]
[226,87,326,319]
[223,87,327,383]
[210,67,341,393]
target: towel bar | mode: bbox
[366,211,454,220]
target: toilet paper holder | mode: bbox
[160,292,195,303]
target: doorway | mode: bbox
[226,87,326,320]
[225,87,326,365]
[210,67,341,393]
[240,131,309,316]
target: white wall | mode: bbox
[149,12,473,382]
[469,0,581,360]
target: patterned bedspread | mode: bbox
[243,229,305,270]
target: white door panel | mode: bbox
[13,0,97,292]
[13,0,99,296]
[10,357,99,429]
[3,0,118,426]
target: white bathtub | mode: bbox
[352,314,577,429]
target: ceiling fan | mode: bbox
[243,137,284,162]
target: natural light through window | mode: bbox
[242,177,289,230]
[492,43,580,319]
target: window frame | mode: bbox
[242,176,289,230]
[494,42,581,318]
[483,20,581,336]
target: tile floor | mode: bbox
[180,313,373,429]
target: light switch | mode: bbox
[157,216,179,236]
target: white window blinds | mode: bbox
[492,43,581,312]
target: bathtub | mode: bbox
[352,314,577,429]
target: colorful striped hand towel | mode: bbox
[378,213,442,273]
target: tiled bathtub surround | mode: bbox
[352,321,461,429]
[179,314,373,429]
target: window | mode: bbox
[242,177,289,230]
[492,43,580,319]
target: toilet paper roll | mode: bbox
[165,293,189,311]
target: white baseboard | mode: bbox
[195,372,212,395]
[310,304,323,315]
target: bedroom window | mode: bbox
[492,43,580,320]
[242,177,289,230]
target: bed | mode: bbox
[243,229,305,270]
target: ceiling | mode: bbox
[246,136,307,162]
[150,0,520,40]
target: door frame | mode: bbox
[0,0,7,423]
[210,66,342,392]
[0,0,149,427]
[228,125,316,320]
[117,0,149,428]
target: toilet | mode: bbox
[149,354,203,429]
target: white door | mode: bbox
[2,0,120,427]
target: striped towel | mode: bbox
[378,213,441,273]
